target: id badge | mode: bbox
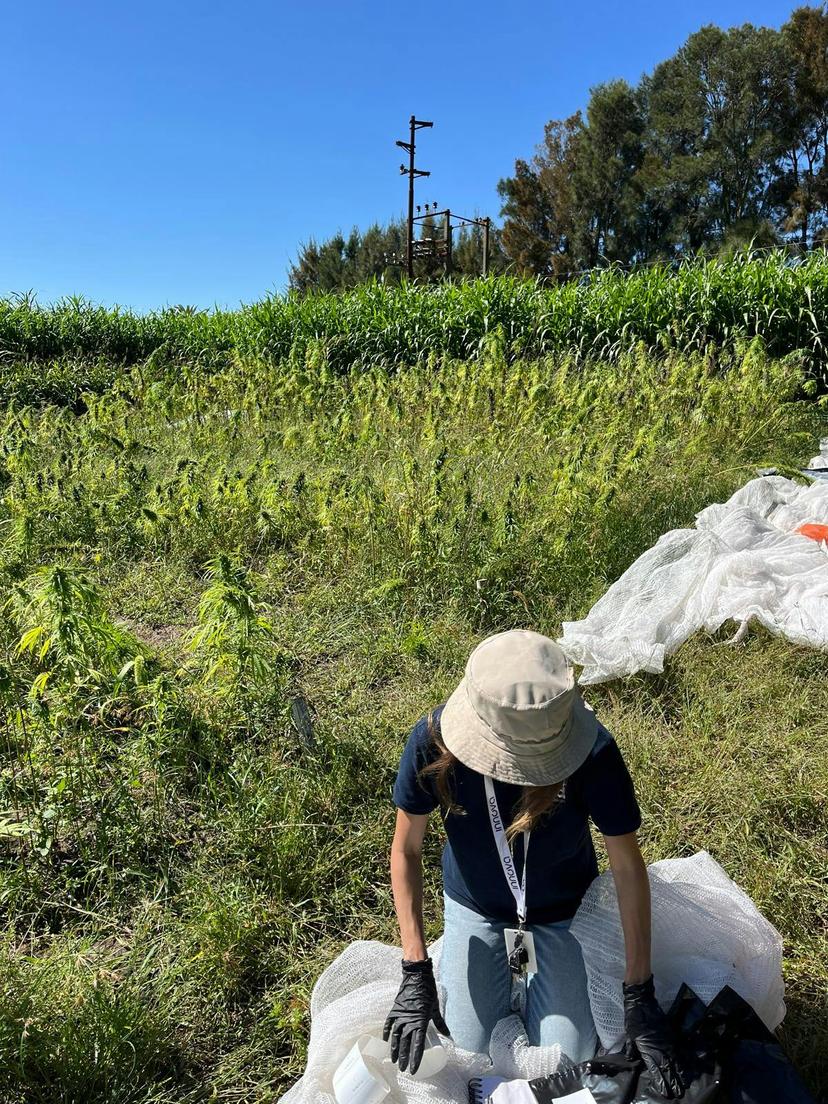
[504,928,537,974]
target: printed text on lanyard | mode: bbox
[484,775,537,975]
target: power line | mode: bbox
[393,115,491,279]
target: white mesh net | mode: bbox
[569,851,786,1049]
[281,938,567,1104]
[279,853,784,1103]
[558,475,828,684]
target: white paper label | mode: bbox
[490,1081,535,1104]
[332,1038,389,1104]
[553,1090,598,1104]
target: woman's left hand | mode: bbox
[622,974,685,1099]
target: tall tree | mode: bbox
[647,24,788,249]
[776,5,828,246]
[498,11,828,273]
[569,80,647,265]
[498,84,647,273]
[289,222,402,293]
[497,114,583,275]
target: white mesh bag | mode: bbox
[569,851,785,1049]
[279,937,568,1104]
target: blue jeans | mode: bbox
[440,893,598,1062]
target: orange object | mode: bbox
[796,523,828,543]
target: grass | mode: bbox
[0,337,825,1101]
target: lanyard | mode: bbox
[484,775,531,928]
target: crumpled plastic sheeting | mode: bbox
[569,851,785,1050]
[559,475,828,684]
[279,854,783,1104]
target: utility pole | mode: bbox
[390,116,491,280]
[397,115,433,279]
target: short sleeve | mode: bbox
[392,714,440,814]
[580,727,642,836]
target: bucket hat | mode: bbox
[440,629,597,785]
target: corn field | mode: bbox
[2,252,828,406]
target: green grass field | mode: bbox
[0,326,826,1101]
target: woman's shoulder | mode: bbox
[394,704,447,813]
[573,721,624,776]
[589,722,615,756]
[570,719,641,830]
[403,702,447,760]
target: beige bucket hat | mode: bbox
[440,629,598,786]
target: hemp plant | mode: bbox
[8,564,146,712]
[185,553,278,709]
[2,564,162,873]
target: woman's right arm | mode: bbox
[390,808,430,961]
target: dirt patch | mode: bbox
[116,618,190,651]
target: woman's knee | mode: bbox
[533,1013,597,1061]
[442,932,512,1050]
[524,926,597,1059]
[441,900,512,1054]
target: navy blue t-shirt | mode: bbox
[392,703,641,924]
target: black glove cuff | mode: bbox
[401,957,433,974]
[622,974,655,998]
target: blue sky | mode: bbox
[2,0,799,311]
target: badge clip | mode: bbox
[504,927,537,975]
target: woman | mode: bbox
[383,629,683,1098]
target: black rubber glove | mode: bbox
[622,975,685,1099]
[382,957,450,1075]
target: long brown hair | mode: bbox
[418,710,565,843]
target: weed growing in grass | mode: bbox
[186,555,278,701]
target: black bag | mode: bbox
[529,1052,641,1104]
[726,1039,818,1104]
[698,987,817,1104]
[672,986,817,1104]
[528,1050,718,1104]
[526,985,816,1104]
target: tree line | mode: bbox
[290,5,828,292]
[288,216,508,294]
